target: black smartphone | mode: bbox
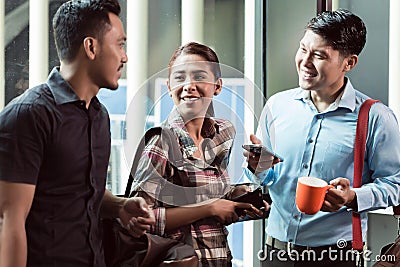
[232,187,265,216]
[242,144,284,162]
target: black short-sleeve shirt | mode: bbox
[0,67,111,266]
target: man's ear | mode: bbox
[214,78,223,96]
[343,55,358,72]
[83,37,97,60]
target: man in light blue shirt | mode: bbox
[246,9,400,267]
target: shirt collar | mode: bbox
[165,108,220,156]
[338,78,356,111]
[293,77,357,112]
[167,108,219,137]
[46,67,102,110]
[46,67,80,105]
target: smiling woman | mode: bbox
[168,55,221,125]
[128,42,266,267]
[167,42,222,127]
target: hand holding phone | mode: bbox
[242,144,284,162]
[232,187,265,216]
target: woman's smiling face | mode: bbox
[167,54,222,121]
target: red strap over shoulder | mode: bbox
[352,99,379,250]
[393,205,400,216]
[353,99,379,187]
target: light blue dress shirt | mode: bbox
[250,78,400,246]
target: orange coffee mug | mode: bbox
[295,176,334,215]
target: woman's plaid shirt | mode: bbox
[132,109,236,267]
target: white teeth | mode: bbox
[182,97,200,102]
[303,71,316,78]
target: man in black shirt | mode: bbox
[0,1,155,266]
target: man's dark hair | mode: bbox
[52,0,121,62]
[305,9,367,57]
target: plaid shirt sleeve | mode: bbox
[132,134,169,235]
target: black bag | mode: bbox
[102,127,199,267]
[102,219,198,267]
[373,206,400,267]
[372,235,400,267]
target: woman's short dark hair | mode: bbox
[52,0,121,63]
[168,42,221,80]
[305,9,367,57]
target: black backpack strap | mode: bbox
[125,126,185,197]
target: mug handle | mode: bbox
[325,184,334,191]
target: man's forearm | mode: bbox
[100,189,126,219]
[0,223,28,267]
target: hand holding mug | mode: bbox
[321,177,357,212]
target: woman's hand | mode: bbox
[208,199,262,225]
